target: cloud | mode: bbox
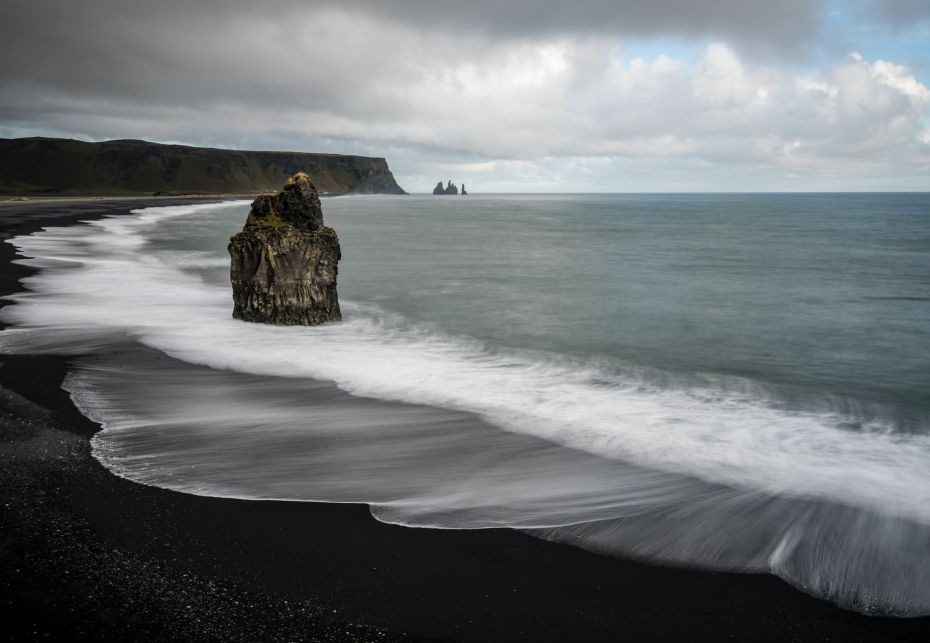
[0,1,928,190]
[867,0,930,24]
[2,0,822,50]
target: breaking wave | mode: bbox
[2,201,929,616]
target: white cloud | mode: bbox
[871,60,930,101]
[1,5,928,190]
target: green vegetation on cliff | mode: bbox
[0,137,406,196]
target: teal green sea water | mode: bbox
[325,193,930,430]
[3,193,930,615]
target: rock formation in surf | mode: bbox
[228,173,341,325]
[433,180,459,195]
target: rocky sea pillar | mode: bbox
[228,173,342,325]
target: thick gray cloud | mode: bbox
[0,0,819,114]
[870,0,930,23]
[4,0,821,47]
[1,0,928,190]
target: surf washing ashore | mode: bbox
[1,196,930,641]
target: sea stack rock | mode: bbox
[432,180,459,195]
[228,173,341,325]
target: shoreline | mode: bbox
[2,200,929,641]
[0,191,399,207]
[0,194,254,206]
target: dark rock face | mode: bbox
[228,173,342,325]
[247,175,324,232]
[0,137,406,196]
[348,161,407,195]
[433,180,459,195]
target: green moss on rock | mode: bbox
[228,174,342,325]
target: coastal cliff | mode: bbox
[228,173,341,325]
[0,137,406,196]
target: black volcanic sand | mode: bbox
[1,201,929,642]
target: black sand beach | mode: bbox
[2,200,930,642]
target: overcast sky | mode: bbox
[2,0,929,192]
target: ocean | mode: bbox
[2,193,929,615]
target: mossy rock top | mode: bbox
[244,172,324,233]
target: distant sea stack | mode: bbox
[0,137,406,196]
[433,180,459,195]
[228,173,341,325]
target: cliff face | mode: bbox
[228,173,341,325]
[0,137,406,196]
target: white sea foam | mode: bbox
[3,202,930,524]
[3,201,930,615]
